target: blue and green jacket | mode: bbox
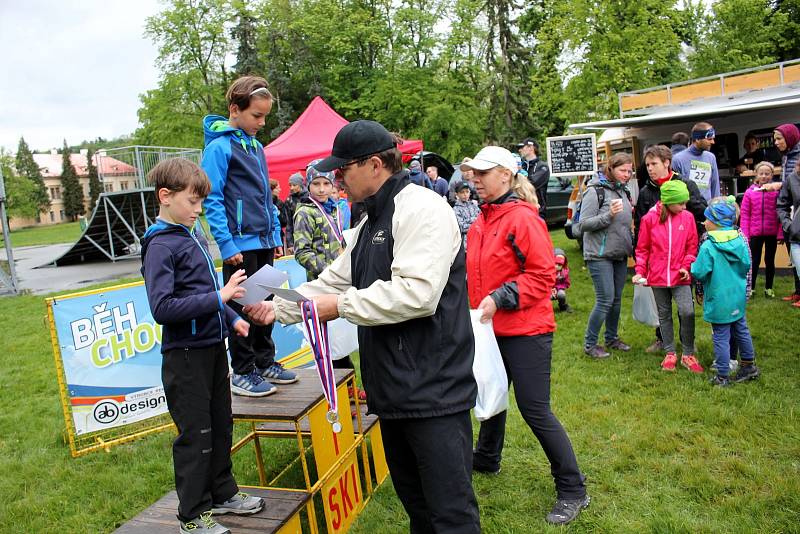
[141,219,241,352]
[691,229,751,324]
[201,115,281,260]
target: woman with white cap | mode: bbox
[463,146,589,525]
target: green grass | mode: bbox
[0,221,83,248]
[0,231,798,533]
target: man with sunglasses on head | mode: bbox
[243,119,480,534]
[671,122,721,202]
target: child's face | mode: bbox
[290,183,302,194]
[703,218,718,232]
[330,187,340,201]
[755,166,772,185]
[666,202,686,215]
[229,97,273,136]
[457,189,471,202]
[556,263,563,271]
[309,177,333,203]
[159,187,203,227]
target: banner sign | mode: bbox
[49,257,311,444]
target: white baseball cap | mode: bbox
[460,146,517,174]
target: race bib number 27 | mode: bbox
[689,160,712,190]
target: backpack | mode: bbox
[566,185,605,240]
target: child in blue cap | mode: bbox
[691,197,760,387]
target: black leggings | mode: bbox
[749,236,778,290]
[473,333,586,499]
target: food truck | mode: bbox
[570,59,800,268]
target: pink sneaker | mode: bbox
[681,354,704,374]
[661,352,678,371]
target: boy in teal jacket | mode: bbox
[691,197,760,387]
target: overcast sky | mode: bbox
[0,1,163,152]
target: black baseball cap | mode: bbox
[315,120,397,172]
[515,137,539,150]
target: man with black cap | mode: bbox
[517,137,550,217]
[243,120,481,533]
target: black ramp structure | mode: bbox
[48,189,158,266]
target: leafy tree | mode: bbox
[772,0,800,61]
[1,150,41,220]
[86,148,102,208]
[60,142,85,221]
[14,137,49,212]
[688,0,780,76]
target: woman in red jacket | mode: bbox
[463,146,589,526]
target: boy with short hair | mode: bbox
[453,181,479,249]
[202,75,297,397]
[293,159,344,281]
[141,158,264,534]
[691,197,761,387]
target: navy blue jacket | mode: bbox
[141,219,241,352]
[201,115,281,260]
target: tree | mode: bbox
[14,137,49,212]
[60,141,85,221]
[1,149,41,220]
[687,0,780,77]
[230,5,264,76]
[86,148,102,208]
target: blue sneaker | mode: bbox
[259,362,298,384]
[231,370,277,397]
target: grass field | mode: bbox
[0,231,798,533]
[0,221,83,248]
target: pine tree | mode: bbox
[14,137,50,212]
[231,8,263,76]
[60,141,85,221]
[86,148,102,208]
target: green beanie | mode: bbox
[660,180,689,205]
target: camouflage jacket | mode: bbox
[292,201,343,280]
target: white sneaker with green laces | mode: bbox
[211,492,264,515]
[179,511,230,533]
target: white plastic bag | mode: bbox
[632,284,660,327]
[470,310,508,421]
[297,317,359,360]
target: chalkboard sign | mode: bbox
[546,134,597,177]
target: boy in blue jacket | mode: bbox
[202,75,297,396]
[691,197,761,387]
[141,158,263,534]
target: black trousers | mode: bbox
[162,343,238,521]
[749,236,778,290]
[380,411,480,534]
[223,248,276,375]
[474,333,586,500]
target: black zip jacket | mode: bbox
[141,219,240,352]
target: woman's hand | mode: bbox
[632,274,643,285]
[477,295,497,324]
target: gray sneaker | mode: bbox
[584,345,610,359]
[546,494,590,525]
[211,492,264,515]
[180,511,230,534]
[606,338,631,352]
[734,364,760,383]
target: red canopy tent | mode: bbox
[264,96,423,199]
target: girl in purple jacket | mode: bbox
[740,161,784,298]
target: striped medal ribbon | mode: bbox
[300,300,341,433]
[309,197,346,247]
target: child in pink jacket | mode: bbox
[633,181,701,373]
[740,161,783,298]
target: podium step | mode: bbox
[255,403,378,435]
[113,486,309,533]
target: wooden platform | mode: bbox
[255,403,378,435]
[113,486,309,533]
[231,368,354,421]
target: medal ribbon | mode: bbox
[300,300,339,431]
[309,197,346,246]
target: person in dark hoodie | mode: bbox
[141,158,264,534]
[202,75,296,397]
[407,159,432,188]
[283,172,307,253]
[772,123,800,303]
